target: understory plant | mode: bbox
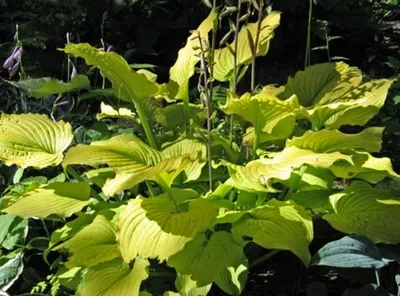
[0,1,399,295]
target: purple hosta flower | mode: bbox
[106,45,116,52]
[13,47,23,60]
[10,61,20,77]
[3,54,15,69]
[70,62,78,79]
[66,32,71,43]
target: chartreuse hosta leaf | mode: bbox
[167,232,243,286]
[0,114,73,169]
[62,43,167,102]
[96,102,135,121]
[117,192,217,263]
[221,92,300,144]
[6,74,90,98]
[287,127,384,153]
[1,182,91,219]
[81,257,149,296]
[324,181,400,244]
[231,199,313,266]
[53,215,120,268]
[175,274,212,296]
[213,11,281,82]
[220,146,352,192]
[170,10,218,100]
[63,134,205,195]
[281,62,392,129]
[214,254,248,295]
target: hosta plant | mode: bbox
[0,2,399,295]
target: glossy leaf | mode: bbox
[311,235,387,269]
[232,199,313,266]
[54,215,120,268]
[117,194,217,262]
[62,43,167,102]
[82,257,149,296]
[96,102,135,120]
[6,75,90,98]
[324,181,400,244]
[1,182,91,219]
[170,10,218,100]
[0,114,73,169]
[214,11,281,81]
[168,232,243,286]
[221,92,300,144]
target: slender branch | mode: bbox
[304,0,313,69]
[134,100,158,149]
[375,269,381,286]
[251,3,264,93]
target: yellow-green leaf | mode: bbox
[0,114,73,169]
[62,43,166,102]
[214,254,248,295]
[170,10,218,100]
[117,195,217,263]
[96,102,135,120]
[323,181,400,244]
[214,11,281,82]
[54,215,120,268]
[232,199,313,266]
[1,182,91,219]
[168,232,243,286]
[175,274,212,296]
[82,257,149,296]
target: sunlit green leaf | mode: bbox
[96,102,135,120]
[214,254,248,295]
[117,194,217,262]
[54,215,120,268]
[175,274,212,296]
[1,182,91,219]
[214,11,281,81]
[5,75,90,98]
[0,114,73,169]
[168,232,243,286]
[324,181,400,244]
[0,253,24,292]
[82,257,149,296]
[232,199,313,266]
[62,43,167,102]
[170,10,218,100]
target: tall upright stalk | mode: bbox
[251,2,264,93]
[229,0,243,147]
[304,0,313,69]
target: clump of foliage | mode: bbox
[0,1,399,295]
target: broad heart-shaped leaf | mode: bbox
[281,62,392,129]
[311,235,387,269]
[232,199,313,266]
[54,215,120,268]
[286,127,384,154]
[221,92,300,144]
[169,10,218,101]
[116,194,217,263]
[96,102,135,120]
[5,75,90,98]
[219,146,353,193]
[289,190,333,214]
[63,134,204,195]
[81,257,149,296]
[323,181,400,244]
[175,274,212,296]
[331,151,400,183]
[0,253,24,292]
[213,11,281,82]
[62,43,167,102]
[214,254,248,296]
[168,232,243,286]
[153,103,206,129]
[0,113,73,169]
[0,214,28,250]
[1,182,91,219]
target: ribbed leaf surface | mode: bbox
[0,114,73,169]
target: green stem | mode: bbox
[251,3,264,93]
[145,181,156,197]
[66,166,103,201]
[325,29,331,62]
[375,269,381,286]
[249,249,281,269]
[41,219,50,238]
[252,111,261,159]
[304,0,313,69]
[134,99,158,149]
